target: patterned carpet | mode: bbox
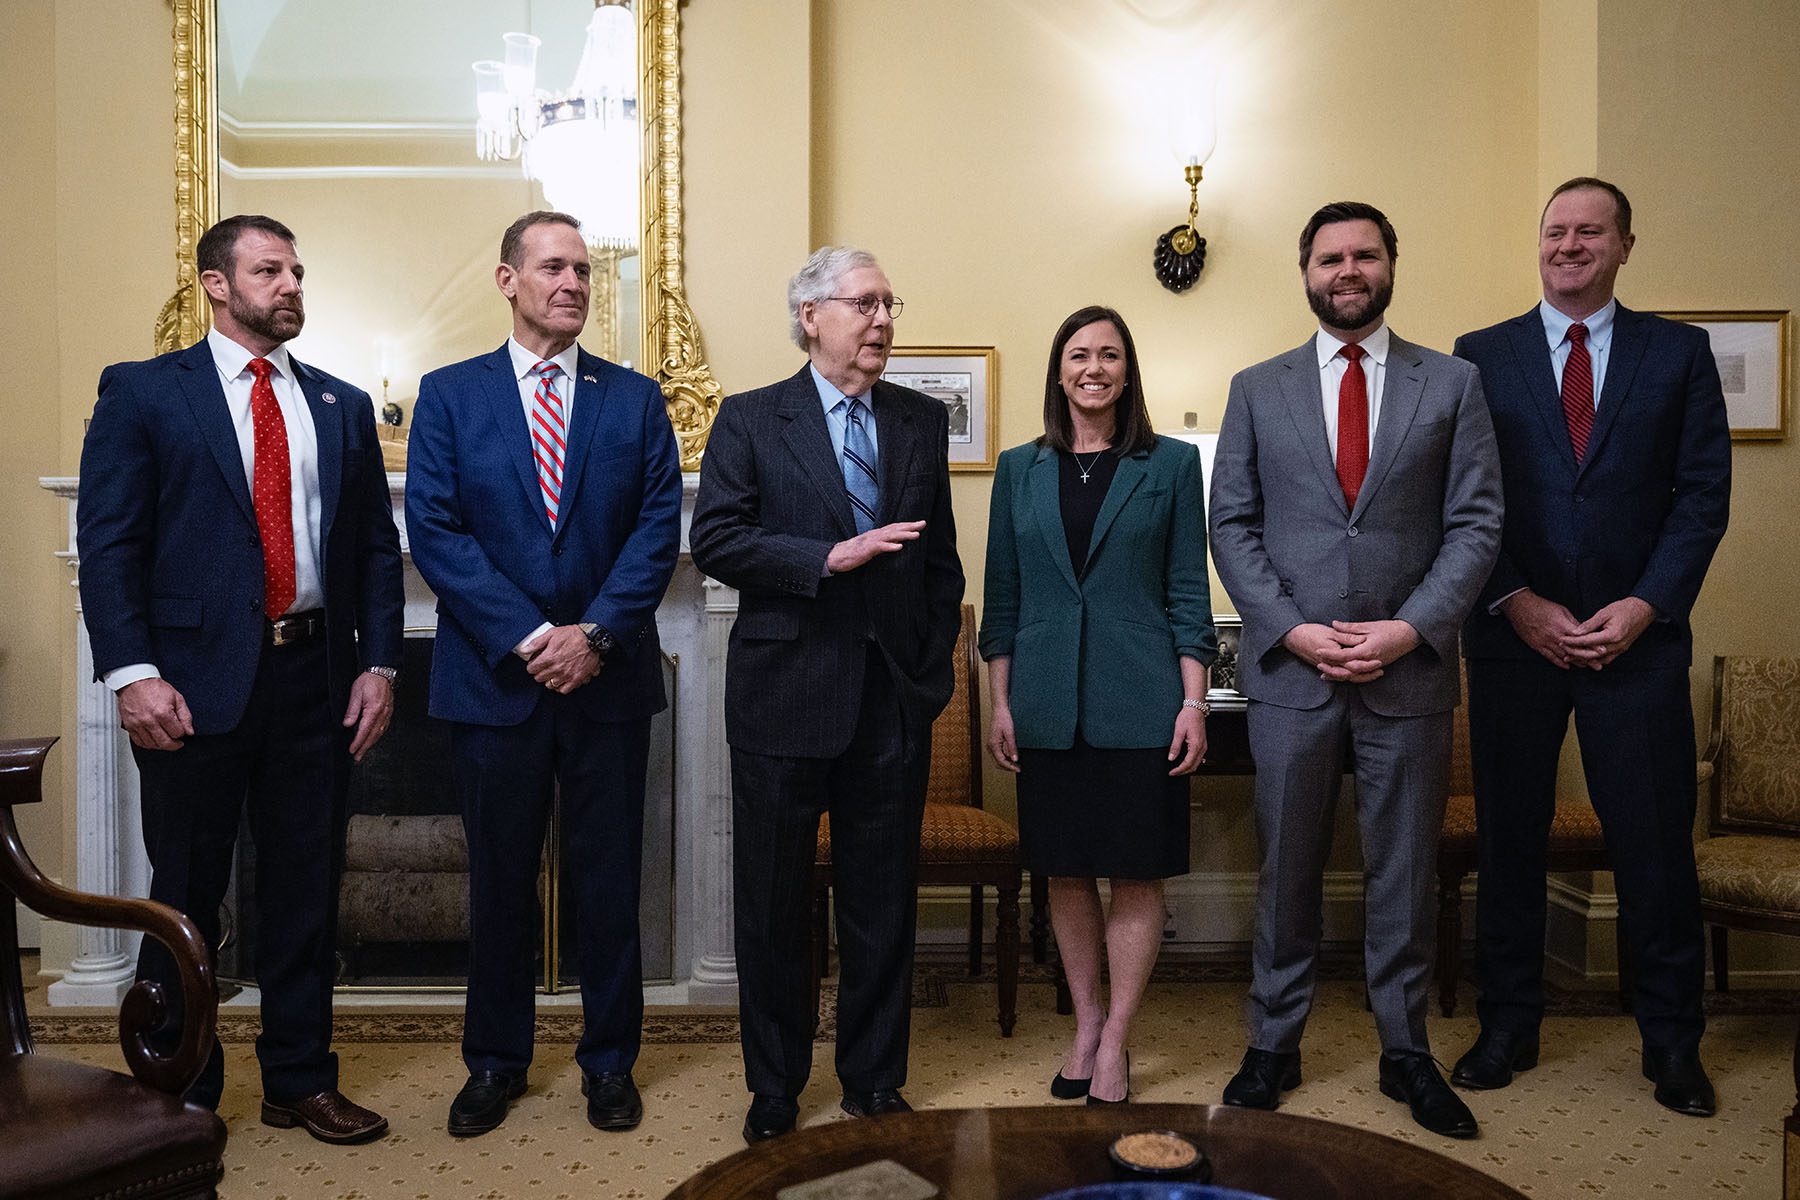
[25,960,1797,1199]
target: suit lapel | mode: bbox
[1582,303,1647,476]
[291,358,344,544]
[1277,341,1347,517]
[1503,309,1578,476]
[1350,337,1425,522]
[777,366,858,538]
[553,349,610,540]
[486,344,555,538]
[871,380,919,525]
[1026,446,1081,596]
[1086,450,1149,564]
[176,340,258,528]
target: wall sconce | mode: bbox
[1153,68,1218,294]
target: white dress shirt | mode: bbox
[105,329,324,692]
[1540,297,1618,408]
[1315,322,1391,461]
[508,337,583,657]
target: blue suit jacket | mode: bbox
[1455,304,1731,669]
[77,339,405,734]
[405,344,682,726]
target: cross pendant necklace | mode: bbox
[1073,449,1105,483]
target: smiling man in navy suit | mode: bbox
[77,214,404,1142]
[406,211,682,1137]
[1451,178,1731,1116]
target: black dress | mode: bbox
[1013,448,1191,880]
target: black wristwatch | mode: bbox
[579,622,615,659]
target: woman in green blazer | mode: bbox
[979,305,1217,1105]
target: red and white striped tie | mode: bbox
[530,360,567,526]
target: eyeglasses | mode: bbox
[824,294,904,319]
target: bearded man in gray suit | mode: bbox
[1209,201,1502,1139]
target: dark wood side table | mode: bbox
[664,1103,1525,1200]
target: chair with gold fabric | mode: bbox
[812,604,1022,1035]
[0,737,227,1199]
[1435,671,1630,1017]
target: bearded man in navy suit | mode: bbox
[406,211,682,1137]
[78,214,404,1142]
[1451,178,1731,1117]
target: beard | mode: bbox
[1306,278,1393,334]
[227,289,304,344]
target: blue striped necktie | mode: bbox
[841,396,879,534]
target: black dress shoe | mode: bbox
[1049,1071,1090,1100]
[1642,1046,1717,1117]
[742,1094,799,1144]
[1222,1048,1301,1110]
[448,1071,527,1137]
[1378,1052,1478,1139]
[583,1072,643,1131]
[840,1088,912,1118]
[1086,1051,1130,1106]
[1451,1028,1540,1090]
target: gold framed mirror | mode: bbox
[160,0,719,469]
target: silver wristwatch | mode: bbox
[365,666,399,683]
[1182,697,1210,716]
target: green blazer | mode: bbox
[979,435,1217,749]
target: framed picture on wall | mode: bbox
[883,346,999,470]
[1655,310,1791,440]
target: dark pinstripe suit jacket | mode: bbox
[689,365,965,758]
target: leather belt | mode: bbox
[267,609,325,647]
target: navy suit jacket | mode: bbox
[1455,304,1731,669]
[77,339,404,734]
[405,344,682,726]
[688,365,964,758]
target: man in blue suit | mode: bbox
[406,211,682,1137]
[77,214,404,1142]
[1451,178,1731,1116]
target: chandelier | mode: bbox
[472,0,639,250]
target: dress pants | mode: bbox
[1245,689,1451,1056]
[452,697,650,1078]
[731,649,928,1098]
[1467,655,1705,1052]
[134,633,344,1109]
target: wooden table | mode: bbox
[664,1104,1525,1199]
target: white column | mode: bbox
[41,478,138,1005]
[685,575,739,1003]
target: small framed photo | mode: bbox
[883,346,999,471]
[1656,310,1791,440]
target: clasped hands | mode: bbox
[1501,590,1654,670]
[522,625,602,695]
[1284,618,1420,683]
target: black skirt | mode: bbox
[1014,735,1190,879]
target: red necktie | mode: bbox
[529,361,567,527]
[1336,343,1369,509]
[247,357,296,617]
[1562,322,1594,461]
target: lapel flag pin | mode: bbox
[582,374,598,384]
[321,391,338,404]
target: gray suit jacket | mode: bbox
[1208,331,1503,716]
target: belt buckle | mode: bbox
[269,615,304,646]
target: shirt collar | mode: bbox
[809,362,869,413]
[1539,297,1617,349]
[1315,322,1390,370]
[508,337,581,384]
[207,327,295,385]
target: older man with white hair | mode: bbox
[690,246,964,1143]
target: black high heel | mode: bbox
[1086,1051,1130,1105]
[1050,1071,1091,1100]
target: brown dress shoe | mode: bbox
[261,1089,390,1144]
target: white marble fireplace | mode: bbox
[38,473,742,1006]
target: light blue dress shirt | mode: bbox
[1540,297,1618,408]
[809,363,879,464]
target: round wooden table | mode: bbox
[664,1103,1526,1199]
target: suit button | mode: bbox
[250,598,261,612]
[248,534,259,547]
[1563,556,1575,565]
[552,545,564,557]
[1347,526,1359,537]
[1575,495,1585,504]
[543,607,554,618]
[1338,589,1348,598]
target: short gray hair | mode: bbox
[787,245,881,349]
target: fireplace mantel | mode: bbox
[37,473,741,1005]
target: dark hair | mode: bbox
[196,214,296,277]
[1038,306,1156,456]
[500,210,583,267]
[1297,201,1398,270]
[1543,176,1633,239]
